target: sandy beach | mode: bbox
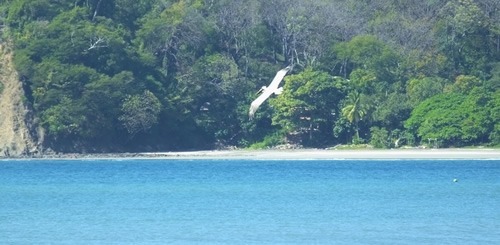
[4,148,500,160]
[133,148,500,160]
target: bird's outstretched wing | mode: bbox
[248,66,292,119]
[249,89,274,119]
[268,66,291,90]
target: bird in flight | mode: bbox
[249,66,292,119]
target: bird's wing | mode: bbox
[267,67,290,90]
[249,89,274,119]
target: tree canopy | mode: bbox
[1,0,498,152]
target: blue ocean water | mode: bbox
[0,159,499,244]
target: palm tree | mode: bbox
[341,92,368,142]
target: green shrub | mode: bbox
[490,124,500,146]
[248,132,284,149]
[370,127,389,148]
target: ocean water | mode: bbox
[0,159,499,244]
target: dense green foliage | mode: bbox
[0,0,498,152]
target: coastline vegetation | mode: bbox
[0,0,499,153]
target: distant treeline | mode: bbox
[0,0,498,152]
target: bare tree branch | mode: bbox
[87,36,107,51]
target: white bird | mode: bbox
[249,66,292,119]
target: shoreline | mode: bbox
[2,148,500,160]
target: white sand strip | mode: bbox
[137,149,500,160]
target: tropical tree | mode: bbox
[371,92,412,129]
[446,75,482,94]
[334,35,399,83]
[405,88,494,147]
[369,126,390,148]
[407,77,448,106]
[119,90,162,137]
[341,92,369,142]
[135,0,209,79]
[435,0,494,76]
[272,68,347,146]
[490,95,500,145]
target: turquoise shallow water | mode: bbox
[1,159,499,244]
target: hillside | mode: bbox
[0,43,39,156]
[0,0,498,153]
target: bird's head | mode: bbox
[284,65,293,72]
[256,86,267,94]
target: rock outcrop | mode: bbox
[0,43,40,157]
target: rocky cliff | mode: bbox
[0,43,40,157]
